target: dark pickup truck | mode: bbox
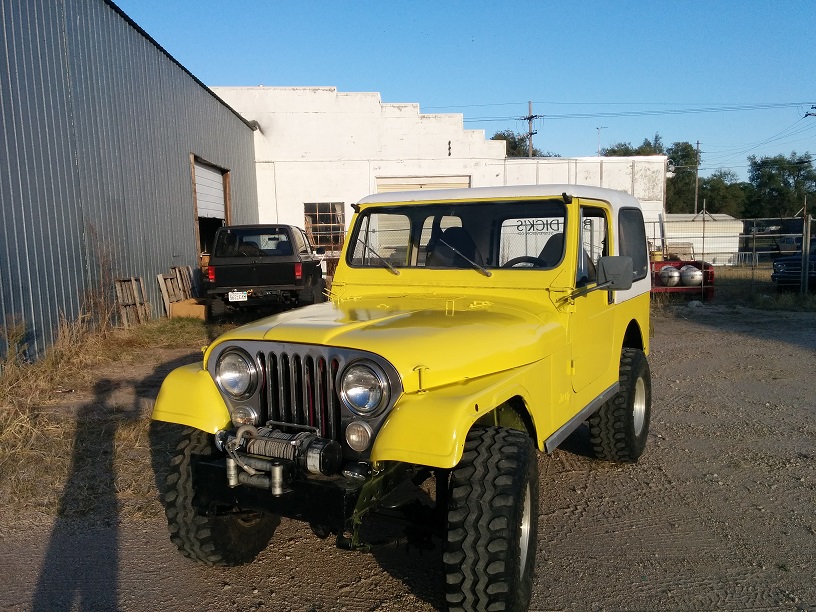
[772,238,816,290]
[205,224,326,318]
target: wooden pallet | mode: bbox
[114,277,150,328]
[158,266,204,318]
[171,266,195,299]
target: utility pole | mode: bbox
[521,101,542,157]
[596,126,608,156]
[693,140,701,215]
[802,193,811,296]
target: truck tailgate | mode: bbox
[214,257,298,287]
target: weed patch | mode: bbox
[0,316,225,523]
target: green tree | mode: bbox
[491,130,558,157]
[746,152,816,218]
[665,141,698,213]
[601,142,637,156]
[699,170,747,217]
[601,133,665,157]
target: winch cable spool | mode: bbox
[219,425,341,480]
[245,428,313,461]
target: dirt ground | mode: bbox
[1,305,814,611]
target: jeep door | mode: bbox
[569,204,616,393]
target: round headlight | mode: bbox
[216,350,258,398]
[340,362,389,415]
[346,421,373,452]
[230,404,259,426]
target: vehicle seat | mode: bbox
[427,227,483,267]
[239,240,261,255]
[538,233,564,266]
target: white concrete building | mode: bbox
[212,87,668,248]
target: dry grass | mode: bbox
[0,315,227,524]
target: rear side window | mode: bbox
[618,208,649,280]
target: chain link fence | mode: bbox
[646,215,815,300]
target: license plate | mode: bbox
[228,291,248,302]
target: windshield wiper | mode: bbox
[355,237,400,275]
[437,239,492,277]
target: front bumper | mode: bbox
[193,454,360,532]
[771,271,816,286]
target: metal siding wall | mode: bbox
[0,0,86,356]
[0,0,258,358]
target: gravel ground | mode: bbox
[1,305,814,611]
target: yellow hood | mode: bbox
[209,294,566,393]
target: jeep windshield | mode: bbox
[213,228,294,257]
[348,199,567,271]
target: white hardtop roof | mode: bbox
[357,184,643,214]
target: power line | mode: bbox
[425,100,812,111]
[459,102,814,123]
[703,120,816,167]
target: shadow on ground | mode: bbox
[30,351,201,611]
[31,379,136,611]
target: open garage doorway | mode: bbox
[192,157,230,272]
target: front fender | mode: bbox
[370,363,544,468]
[151,363,231,433]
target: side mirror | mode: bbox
[596,256,634,291]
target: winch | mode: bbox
[215,425,342,495]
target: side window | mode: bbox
[299,230,312,254]
[579,207,608,285]
[619,208,649,281]
[292,230,308,254]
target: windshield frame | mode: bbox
[345,198,568,272]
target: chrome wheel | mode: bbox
[632,376,647,437]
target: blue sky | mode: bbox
[115,1,815,180]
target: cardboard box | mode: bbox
[169,298,206,320]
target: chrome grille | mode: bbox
[258,349,342,440]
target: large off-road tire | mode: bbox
[588,348,652,463]
[298,277,326,306]
[205,297,227,322]
[163,427,279,565]
[444,427,539,612]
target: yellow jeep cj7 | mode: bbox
[153,184,652,611]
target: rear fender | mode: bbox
[151,363,231,433]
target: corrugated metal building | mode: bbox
[0,0,259,358]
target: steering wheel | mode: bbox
[502,256,547,268]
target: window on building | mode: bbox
[304,202,345,254]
